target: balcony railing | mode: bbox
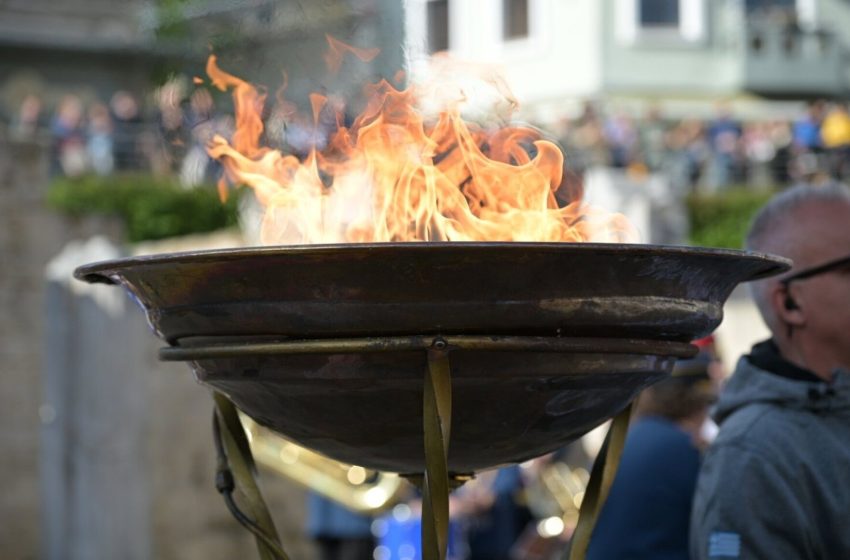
[741,23,845,95]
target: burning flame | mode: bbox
[206,40,636,245]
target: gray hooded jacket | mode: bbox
[690,353,850,560]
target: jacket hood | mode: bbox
[714,358,850,425]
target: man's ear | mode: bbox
[772,283,806,327]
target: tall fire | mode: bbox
[205,37,636,245]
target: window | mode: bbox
[427,0,449,53]
[617,0,707,44]
[745,0,796,15]
[503,0,530,40]
[640,0,679,27]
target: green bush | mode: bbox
[687,187,776,249]
[47,174,239,243]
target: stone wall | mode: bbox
[0,133,102,560]
[0,135,315,559]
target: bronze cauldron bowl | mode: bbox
[75,242,788,473]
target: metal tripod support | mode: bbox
[159,335,674,560]
[421,340,453,560]
[567,402,633,560]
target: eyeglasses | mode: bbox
[780,253,850,286]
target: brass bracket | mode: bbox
[567,402,634,560]
[421,338,452,560]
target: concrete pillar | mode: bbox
[42,237,152,560]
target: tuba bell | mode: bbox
[242,414,408,514]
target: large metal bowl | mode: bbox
[76,242,787,343]
[75,243,788,473]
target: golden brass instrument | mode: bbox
[242,414,408,514]
[519,457,590,540]
[246,409,590,531]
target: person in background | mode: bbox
[156,78,189,174]
[603,109,638,169]
[86,102,114,176]
[110,90,142,171]
[180,88,217,186]
[707,103,742,190]
[820,102,850,180]
[375,488,466,560]
[49,94,86,177]
[638,104,669,174]
[571,101,611,171]
[767,120,793,186]
[666,119,708,192]
[459,466,531,560]
[586,346,720,560]
[792,100,824,155]
[10,94,43,140]
[742,121,776,187]
[306,491,375,560]
[690,183,850,560]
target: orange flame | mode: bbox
[206,48,637,245]
[324,34,381,75]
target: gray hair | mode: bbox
[746,182,850,252]
[746,182,850,330]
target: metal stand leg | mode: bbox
[213,393,289,560]
[421,339,452,560]
[566,402,633,560]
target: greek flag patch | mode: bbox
[708,532,741,558]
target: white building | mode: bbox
[404,0,850,120]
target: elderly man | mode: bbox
[690,183,850,559]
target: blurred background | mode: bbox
[1,0,847,558]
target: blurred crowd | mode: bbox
[2,81,234,186]
[552,99,850,192]
[4,85,850,194]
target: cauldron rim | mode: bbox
[74,241,791,285]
